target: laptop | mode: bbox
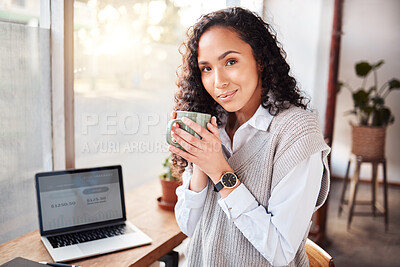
[35,165,152,262]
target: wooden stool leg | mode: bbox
[348,158,361,230]
[339,159,351,216]
[383,160,389,232]
[371,162,378,217]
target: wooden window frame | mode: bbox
[42,0,75,170]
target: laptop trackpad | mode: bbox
[78,237,125,255]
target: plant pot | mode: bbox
[158,179,182,211]
[351,124,387,160]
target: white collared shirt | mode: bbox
[174,105,323,266]
[219,104,273,157]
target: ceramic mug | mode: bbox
[166,111,212,150]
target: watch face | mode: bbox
[222,173,237,188]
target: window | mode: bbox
[0,0,263,244]
[0,0,51,243]
[74,0,263,189]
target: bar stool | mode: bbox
[338,155,388,231]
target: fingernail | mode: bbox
[171,132,176,142]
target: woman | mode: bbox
[169,7,330,266]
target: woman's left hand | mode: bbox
[168,116,232,183]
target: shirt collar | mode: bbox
[248,104,274,132]
[218,104,274,132]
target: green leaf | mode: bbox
[360,106,373,115]
[352,89,369,107]
[388,79,400,90]
[163,157,169,167]
[372,108,391,126]
[372,96,384,106]
[355,62,372,77]
[373,60,384,69]
[337,81,344,93]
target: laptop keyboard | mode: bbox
[47,224,130,248]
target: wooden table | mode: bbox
[0,180,187,267]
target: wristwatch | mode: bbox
[213,172,238,192]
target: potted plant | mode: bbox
[158,155,182,211]
[338,60,400,159]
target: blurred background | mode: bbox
[1,0,399,266]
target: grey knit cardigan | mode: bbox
[184,106,331,267]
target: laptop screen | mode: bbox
[35,166,126,235]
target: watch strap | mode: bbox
[213,182,224,192]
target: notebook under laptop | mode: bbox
[35,165,152,262]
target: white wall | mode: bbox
[265,0,400,183]
[332,0,400,183]
[264,0,334,128]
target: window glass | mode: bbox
[74,1,263,190]
[0,2,52,243]
[75,0,212,189]
[0,0,40,26]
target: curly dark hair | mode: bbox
[172,7,309,173]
